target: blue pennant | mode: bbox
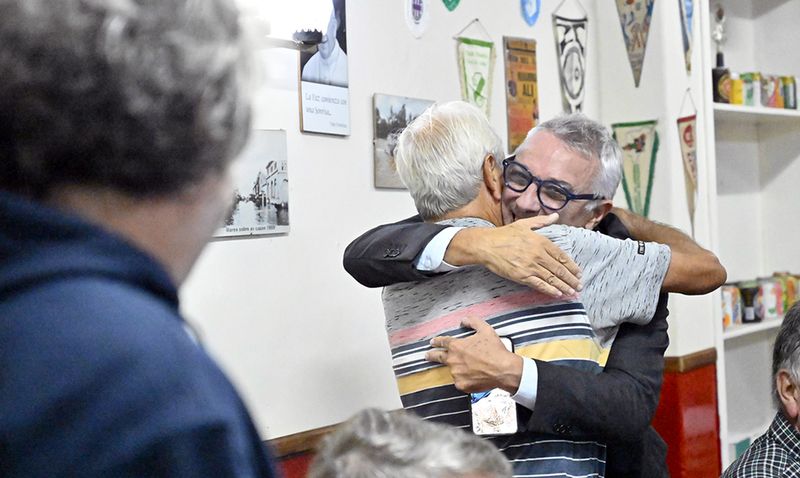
[521,0,541,26]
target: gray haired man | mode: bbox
[723,303,800,476]
[0,0,277,476]
[309,408,512,478]
[344,105,726,476]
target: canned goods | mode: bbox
[774,272,796,313]
[739,281,762,323]
[741,73,761,106]
[721,285,742,329]
[791,275,800,306]
[730,74,744,105]
[758,277,783,319]
[773,273,790,314]
[782,76,797,109]
[761,75,785,108]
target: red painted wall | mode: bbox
[652,364,721,477]
[279,453,313,478]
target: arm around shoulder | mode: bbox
[342,215,448,288]
[611,207,727,294]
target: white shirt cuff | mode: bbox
[511,357,538,411]
[413,227,464,272]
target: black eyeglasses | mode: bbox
[502,156,605,211]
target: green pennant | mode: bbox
[612,120,659,218]
[443,0,460,11]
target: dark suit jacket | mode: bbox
[343,213,670,477]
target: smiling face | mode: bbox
[501,130,606,229]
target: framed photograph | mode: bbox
[216,130,290,238]
[373,93,435,189]
[299,0,350,136]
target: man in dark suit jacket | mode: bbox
[343,113,726,476]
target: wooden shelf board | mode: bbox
[723,318,782,340]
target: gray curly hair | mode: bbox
[308,408,512,478]
[0,0,253,198]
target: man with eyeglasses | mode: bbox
[344,109,726,477]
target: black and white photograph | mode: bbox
[373,93,435,189]
[216,130,290,238]
[299,0,350,136]
[300,0,347,88]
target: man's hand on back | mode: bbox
[426,317,524,394]
[443,213,582,297]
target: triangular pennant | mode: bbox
[456,37,496,117]
[442,0,460,12]
[679,0,694,74]
[613,120,659,217]
[615,0,655,87]
[521,0,542,26]
[552,13,588,113]
[405,0,430,39]
[677,114,698,236]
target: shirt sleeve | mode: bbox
[538,225,671,334]
[511,357,538,410]
[413,226,464,272]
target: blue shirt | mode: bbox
[0,191,278,477]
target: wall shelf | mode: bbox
[723,319,782,341]
[714,103,800,125]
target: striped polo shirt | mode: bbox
[382,218,670,478]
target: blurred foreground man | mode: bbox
[0,0,278,476]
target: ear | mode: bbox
[483,155,503,201]
[777,370,800,420]
[583,200,613,230]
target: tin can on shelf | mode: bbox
[762,75,785,108]
[729,74,744,105]
[788,274,800,307]
[758,277,783,319]
[721,284,742,329]
[782,76,797,109]
[774,272,796,312]
[739,281,762,322]
[741,72,761,106]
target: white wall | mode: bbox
[595,0,718,356]
[181,0,605,439]
[181,0,732,439]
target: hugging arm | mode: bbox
[342,215,445,288]
[612,207,727,294]
[343,215,582,295]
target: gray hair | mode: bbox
[308,408,512,478]
[394,101,504,220]
[773,302,800,407]
[516,114,622,209]
[0,0,253,199]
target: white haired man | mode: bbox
[0,0,277,476]
[377,101,723,477]
[345,104,726,476]
[722,302,800,476]
[308,408,512,478]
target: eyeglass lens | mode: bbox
[504,161,571,210]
